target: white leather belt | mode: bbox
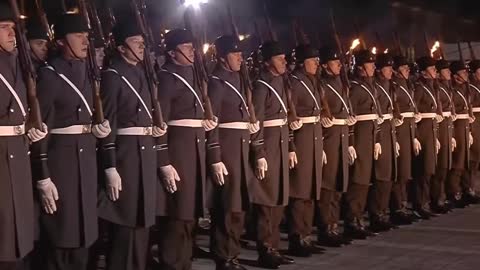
[442,112,452,117]
[331,119,348,125]
[50,124,91,135]
[117,127,153,136]
[218,122,249,130]
[383,114,393,120]
[472,107,480,113]
[167,119,203,128]
[355,114,378,122]
[419,113,437,119]
[263,118,287,128]
[0,124,25,136]
[400,112,415,118]
[456,114,470,120]
[298,116,320,124]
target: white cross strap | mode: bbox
[256,79,288,114]
[351,80,378,110]
[44,65,93,116]
[325,83,350,114]
[0,73,27,118]
[161,70,205,112]
[439,86,453,105]
[105,69,152,120]
[420,84,438,109]
[375,82,393,109]
[291,75,320,110]
[455,90,469,109]
[211,75,249,116]
[394,82,417,110]
[470,84,480,94]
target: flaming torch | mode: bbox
[371,47,377,54]
[430,41,440,58]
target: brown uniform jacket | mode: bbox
[469,81,480,163]
[437,80,455,170]
[451,83,471,169]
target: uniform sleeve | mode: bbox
[374,87,383,144]
[206,78,224,165]
[251,82,268,160]
[288,78,300,153]
[30,67,58,181]
[98,71,121,169]
[156,71,177,167]
[349,85,361,147]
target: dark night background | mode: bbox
[27,0,480,57]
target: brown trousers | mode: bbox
[157,218,195,270]
[368,181,393,216]
[344,183,370,222]
[105,224,149,270]
[316,189,342,230]
[287,198,314,239]
[253,204,284,253]
[210,210,245,261]
[431,169,448,205]
[413,175,433,209]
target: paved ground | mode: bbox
[193,205,480,270]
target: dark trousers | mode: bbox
[0,261,25,270]
[344,183,370,222]
[287,198,314,239]
[447,169,467,197]
[210,210,245,261]
[390,178,409,212]
[368,181,393,216]
[431,169,448,205]
[253,204,284,253]
[466,161,480,193]
[316,189,342,230]
[105,224,149,270]
[44,247,89,270]
[157,217,195,270]
[413,175,432,209]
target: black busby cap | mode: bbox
[54,13,88,39]
[416,56,436,71]
[164,29,194,52]
[26,19,49,41]
[260,41,284,61]
[375,53,394,69]
[354,49,376,66]
[469,60,480,73]
[318,46,340,63]
[450,60,468,74]
[294,44,319,63]
[0,2,14,22]
[112,21,142,45]
[435,59,450,71]
[214,35,242,58]
[393,55,408,70]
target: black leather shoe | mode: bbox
[317,232,344,247]
[288,236,312,257]
[430,203,450,214]
[464,192,480,205]
[258,251,281,269]
[414,208,432,220]
[307,242,326,254]
[193,246,211,259]
[369,220,392,233]
[344,223,368,240]
[273,250,295,265]
[390,211,413,225]
[216,259,247,270]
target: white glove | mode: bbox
[469,116,476,124]
[395,142,400,157]
[436,139,441,154]
[248,121,260,134]
[452,114,457,122]
[289,119,303,130]
[159,165,181,193]
[414,113,422,123]
[322,150,327,164]
[27,123,48,142]
[435,114,444,123]
[211,162,228,186]
[451,138,457,152]
[202,117,218,131]
[289,152,298,169]
[320,117,334,128]
[413,138,422,156]
[256,158,268,180]
[36,178,59,214]
[377,116,384,125]
[346,115,357,126]
[393,117,404,127]
[348,146,357,165]
[374,143,382,160]
[469,132,474,148]
[105,167,122,201]
[152,123,168,137]
[92,120,111,138]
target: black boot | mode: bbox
[344,218,376,240]
[430,202,450,214]
[216,258,247,270]
[369,214,393,233]
[287,235,312,257]
[272,250,295,265]
[390,210,414,225]
[450,193,467,208]
[257,249,281,269]
[464,190,480,205]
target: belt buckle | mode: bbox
[282,118,288,125]
[14,125,23,135]
[315,115,321,122]
[144,127,152,136]
[82,125,90,134]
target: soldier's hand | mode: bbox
[36,178,59,215]
[469,116,476,124]
[248,121,260,134]
[347,146,357,165]
[452,114,457,122]
[395,142,400,157]
[414,113,422,123]
[159,165,181,193]
[322,150,327,165]
[436,139,441,154]
[469,132,474,148]
[256,158,268,180]
[202,117,218,131]
[374,143,382,160]
[105,167,122,201]
[435,114,444,124]
[451,138,457,152]
[153,123,168,137]
[347,115,357,126]
[211,162,228,186]
[377,116,384,125]
[27,123,48,142]
[92,120,111,138]
[413,138,422,156]
[320,117,334,128]
[289,152,298,169]
[289,119,303,131]
[393,117,404,127]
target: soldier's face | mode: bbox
[424,66,437,79]
[304,57,319,75]
[95,47,105,67]
[225,51,242,72]
[326,60,341,75]
[456,70,469,82]
[0,21,16,52]
[381,66,393,80]
[363,62,376,77]
[122,35,145,62]
[29,39,48,61]
[173,43,195,66]
[267,54,287,76]
[475,69,480,81]
[439,68,451,81]
[397,64,410,79]
[60,32,89,59]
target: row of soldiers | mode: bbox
[2,2,480,270]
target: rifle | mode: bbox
[354,18,367,50]
[8,0,43,130]
[468,42,477,60]
[226,0,257,123]
[329,9,351,92]
[130,0,164,126]
[393,30,403,57]
[34,0,53,42]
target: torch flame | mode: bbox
[371,47,377,54]
[203,43,210,54]
[384,48,389,54]
[430,41,440,57]
[350,38,360,51]
[238,34,250,41]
